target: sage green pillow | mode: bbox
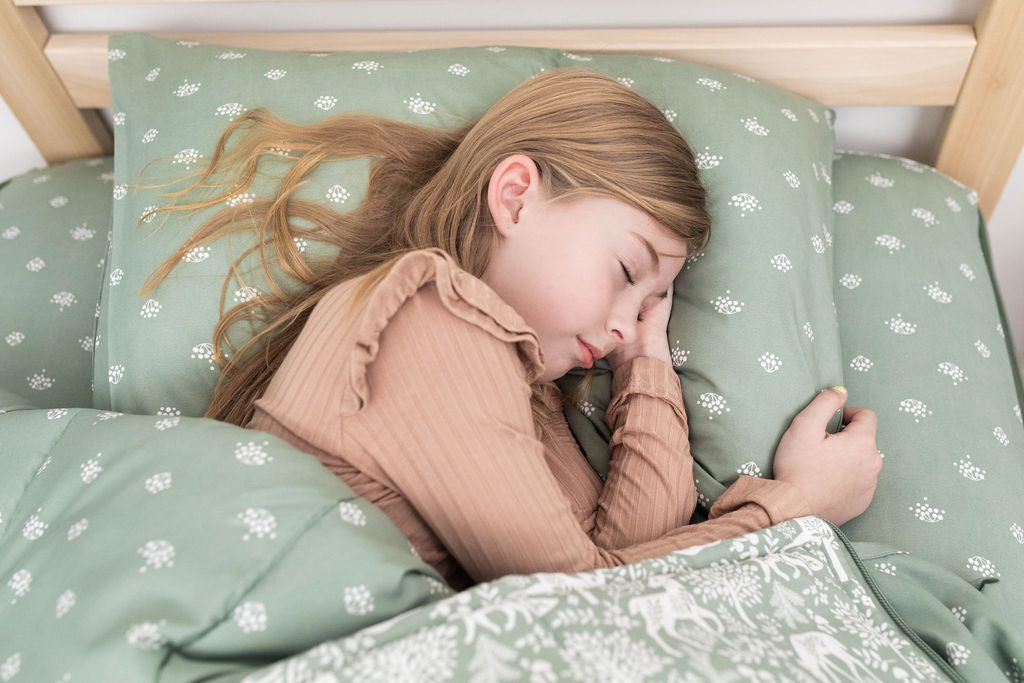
[552,54,844,512]
[0,404,448,680]
[103,33,844,516]
[829,150,1024,634]
[0,156,113,409]
[99,33,562,416]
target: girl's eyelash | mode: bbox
[620,262,637,286]
[620,262,646,322]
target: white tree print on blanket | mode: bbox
[243,517,950,683]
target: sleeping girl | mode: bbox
[141,69,881,591]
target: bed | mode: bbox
[1,1,1023,681]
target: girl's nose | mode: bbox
[608,314,638,347]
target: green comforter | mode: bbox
[1,392,1020,681]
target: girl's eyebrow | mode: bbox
[628,231,668,299]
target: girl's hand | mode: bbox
[605,282,674,371]
[773,388,882,526]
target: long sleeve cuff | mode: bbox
[607,355,685,427]
[708,475,814,526]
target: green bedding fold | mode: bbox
[0,407,448,680]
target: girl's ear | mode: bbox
[486,154,541,236]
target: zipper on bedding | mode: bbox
[825,520,968,683]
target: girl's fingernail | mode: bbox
[829,385,848,394]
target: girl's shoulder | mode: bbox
[330,248,546,415]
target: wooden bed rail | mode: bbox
[1,0,1021,219]
[44,26,977,109]
[0,1,112,161]
[936,0,1024,221]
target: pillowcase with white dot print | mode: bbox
[0,156,113,409]
[101,32,563,417]
[829,149,1024,635]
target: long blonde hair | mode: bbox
[139,68,711,433]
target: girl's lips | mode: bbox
[577,337,594,369]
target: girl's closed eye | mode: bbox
[620,261,637,286]
[619,261,647,322]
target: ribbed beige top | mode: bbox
[246,248,812,590]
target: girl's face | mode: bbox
[482,155,688,383]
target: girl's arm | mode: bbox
[583,277,695,547]
[589,354,697,548]
[340,284,812,584]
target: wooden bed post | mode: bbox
[936,0,1024,220]
[0,0,113,164]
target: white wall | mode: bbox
[4,0,1022,370]
[0,95,46,181]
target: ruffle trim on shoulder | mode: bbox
[339,248,546,416]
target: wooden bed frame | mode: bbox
[1,0,1021,220]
